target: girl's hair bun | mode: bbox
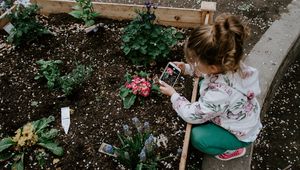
[185,13,250,73]
[214,13,250,42]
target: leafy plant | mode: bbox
[35,59,62,90]
[35,60,93,96]
[0,116,63,170]
[121,1,183,65]
[69,0,99,27]
[7,4,50,46]
[0,0,14,13]
[106,117,172,169]
[119,71,159,109]
[60,64,93,95]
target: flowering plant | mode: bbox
[106,117,172,169]
[120,71,159,109]
[0,116,63,169]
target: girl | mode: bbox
[159,13,262,161]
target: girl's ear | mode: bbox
[209,65,222,74]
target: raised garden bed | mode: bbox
[0,1,216,169]
[1,0,297,169]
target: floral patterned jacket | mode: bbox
[171,64,262,142]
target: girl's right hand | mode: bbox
[173,61,186,75]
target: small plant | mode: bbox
[7,4,50,46]
[0,116,63,170]
[35,59,62,90]
[119,71,159,109]
[60,64,93,95]
[69,0,99,27]
[0,0,14,13]
[105,117,172,169]
[121,1,183,65]
[35,60,93,96]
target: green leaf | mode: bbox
[38,142,63,156]
[122,35,130,43]
[151,84,160,92]
[138,46,147,55]
[32,116,55,134]
[12,153,24,170]
[175,32,184,39]
[123,46,131,55]
[0,138,14,152]
[40,129,59,140]
[132,43,140,50]
[69,10,82,19]
[120,87,131,98]
[117,133,125,146]
[85,20,95,27]
[91,12,99,18]
[54,60,63,64]
[137,71,149,78]
[124,72,132,82]
[34,75,41,80]
[123,95,136,109]
[136,163,143,170]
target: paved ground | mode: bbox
[252,56,300,170]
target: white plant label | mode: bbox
[61,107,71,134]
[3,22,15,34]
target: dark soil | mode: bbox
[0,0,297,170]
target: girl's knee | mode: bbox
[191,127,209,151]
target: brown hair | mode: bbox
[185,13,250,72]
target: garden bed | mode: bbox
[0,0,297,169]
[0,13,204,169]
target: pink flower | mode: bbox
[132,88,138,94]
[125,83,132,89]
[247,90,255,100]
[123,75,153,97]
[167,68,173,75]
[141,89,150,97]
[131,82,138,89]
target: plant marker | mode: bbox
[61,107,71,134]
[3,22,14,34]
[99,142,117,157]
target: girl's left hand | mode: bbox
[159,80,176,96]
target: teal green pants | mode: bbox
[191,123,251,155]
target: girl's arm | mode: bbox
[170,90,229,124]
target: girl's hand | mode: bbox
[173,61,186,75]
[159,80,176,96]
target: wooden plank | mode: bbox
[179,12,212,170]
[200,1,216,25]
[0,5,16,29]
[179,77,199,170]
[32,0,216,28]
[200,1,217,12]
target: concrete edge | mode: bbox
[202,0,300,169]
